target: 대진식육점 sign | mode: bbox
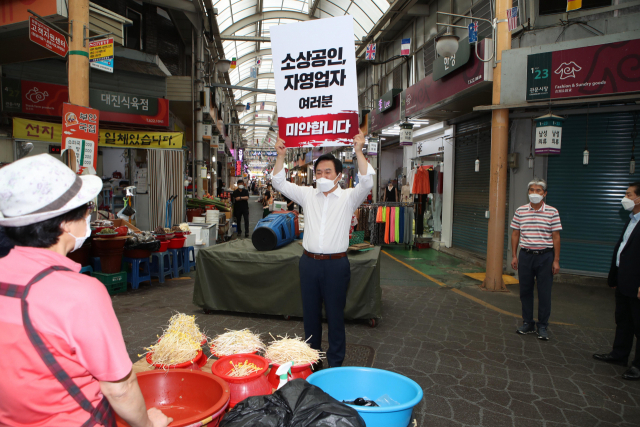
[271,16,359,148]
[61,103,100,174]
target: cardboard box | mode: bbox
[225,211,232,220]
[112,218,141,233]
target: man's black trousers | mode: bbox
[518,250,554,328]
[299,253,350,368]
[235,208,249,235]
[611,288,640,367]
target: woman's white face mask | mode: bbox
[69,216,91,252]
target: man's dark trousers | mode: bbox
[235,209,249,235]
[518,250,554,327]
[611,287,640,367]
[299,253,350,367]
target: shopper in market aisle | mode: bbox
[593,182,640,381]
[273,130,374,368]
[0,154,171,427]
[510,179,562,341]
[232,179,251,238]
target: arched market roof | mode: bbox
[212,0,389,145]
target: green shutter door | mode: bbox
[453,116,510,257]
[546,112,640,275]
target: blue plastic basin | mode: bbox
[307,367,423,427]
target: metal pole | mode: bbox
[191,29,196,198]
[196,31,205,199]
[483,0,511,291]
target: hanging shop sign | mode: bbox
[433,38,471,81]
[89,37,114,73]
[367,138,378,156]
[236,161,242,177]
[405,39,492,118]
[29,16,67,57]
[13,117,184,148]
[399,123,414,146]
[534,114,564,155]
[61,103,99,174]
[1,78,169,126]
[526,39,640,101]
[376,89,402,113]
[271,15,359,148]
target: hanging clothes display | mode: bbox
[411,166,431,195]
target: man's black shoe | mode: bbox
[593,353,628,367]
[245,234,249,238]
[311,360,324,372]
[622,366,640,381]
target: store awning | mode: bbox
[0,3,131,65]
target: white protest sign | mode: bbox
[271,16,359,148]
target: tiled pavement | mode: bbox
[112,262,640,426]
[112,198,640,426]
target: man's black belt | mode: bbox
[521,247,553,255]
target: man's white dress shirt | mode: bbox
[272,163,375,254]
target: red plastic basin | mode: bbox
[168,237,186,249]
[154,241,169,252]
[211,354,272,408]
[266,361,313,390]
[116,369,230,427]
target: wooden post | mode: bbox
[483,0,511,291]
[67,0,90,107]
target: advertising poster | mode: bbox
[271,16,359,148]
[61,103,99,175]
[89,37,114,73]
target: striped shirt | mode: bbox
[510,203,562,250]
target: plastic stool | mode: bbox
[150,251,173,283]
[121,257,152,289]
[182,247,196,273]
[79,265,94,275]
[91,257,101,272]
[167,248,185,278]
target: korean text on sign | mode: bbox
[271,16,359,148]
[101,94,149,111]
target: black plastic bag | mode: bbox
[220,379,365,427]
[123,240,161,252]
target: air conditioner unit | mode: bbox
[201,87,211,118]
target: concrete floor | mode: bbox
[111,196,640,427]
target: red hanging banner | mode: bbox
[61,103,100,175]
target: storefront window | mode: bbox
[126,9,143,50]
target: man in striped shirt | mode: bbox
[511,179,562,340]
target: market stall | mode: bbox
[193,240,381,323]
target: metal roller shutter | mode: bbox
[546,112,640,276]
[453,115,510,257]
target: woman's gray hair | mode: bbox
[528,178,547,191]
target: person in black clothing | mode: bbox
[593,182,640,381]
[217,178,224,197]
[232,180,250,238]
[283,195,295,211]
[383,180,398,202]
[262,184,273,218]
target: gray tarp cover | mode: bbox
[193,240,381,320]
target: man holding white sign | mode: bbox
[271,16,359,148]
[272,131,373,368]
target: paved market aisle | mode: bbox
[112,245,640,427]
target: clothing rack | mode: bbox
[359,203,418,250]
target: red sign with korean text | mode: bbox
[62,103,99,175]
[28,16,67,57]
[10,78,169,127]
